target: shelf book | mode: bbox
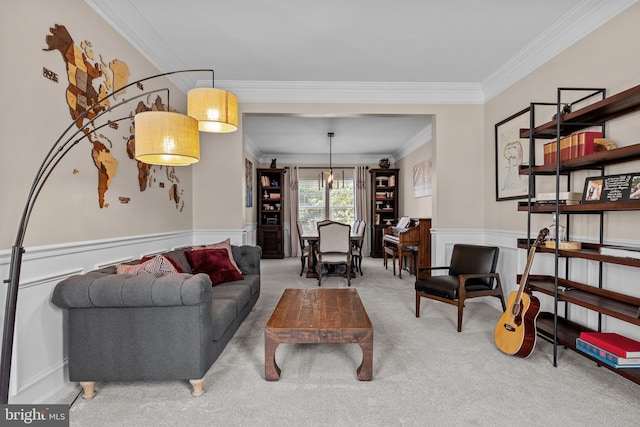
[576,338,640,367]
[576,343,640,369]
[579,332,640,358]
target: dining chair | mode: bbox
[295,221,310,276]
[317,221,352,286]
[317,219,332,228]
[351,220,366,275]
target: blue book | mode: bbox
[576,339,640,369]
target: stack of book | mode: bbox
[576,332,640,369]
[542,131,616,165]
[535,191,582,206]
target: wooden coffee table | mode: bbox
[265,288,373,381]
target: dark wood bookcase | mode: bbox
[519,84,640,384]
[369,168,399,258]
[257,168,286,259]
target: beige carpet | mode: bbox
[63,257,640,426]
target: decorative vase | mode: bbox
[379,158,390,169]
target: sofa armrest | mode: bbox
[231,245,262,275]
[51,272,212,309]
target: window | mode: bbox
[298,172,355,231]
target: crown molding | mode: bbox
[210,80,484,104]
[482,0,638,101]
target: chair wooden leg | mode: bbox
[457,297,464,332]
[392,254,396,276]
[300,255,305,276]
[415,292,421,318]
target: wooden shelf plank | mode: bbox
[537,313,640,385]
[528,277,640,326]
[518,200,640,213]
[521,84,640,138]
[520,143,640,175]
[517,239,640,268]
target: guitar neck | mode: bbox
[514,228,548,304]
[515,244,538,301]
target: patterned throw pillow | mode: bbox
[116,255,179,277]
[185,248,244,286]
[192,238,243,275]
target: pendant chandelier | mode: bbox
[318,132,344,190]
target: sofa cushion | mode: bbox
[210,298,237,341]
[185,248,244,286]
[240,274,260,297]
[211,283,251,314]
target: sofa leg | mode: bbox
[80,381,96,400]
[190,378,205,397]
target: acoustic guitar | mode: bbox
[494,228,548,357]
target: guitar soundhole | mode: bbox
[503,324,516,332]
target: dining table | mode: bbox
[300,230,363,278]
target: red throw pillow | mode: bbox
[185,248,244,286]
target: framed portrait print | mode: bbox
[495,107,532,201]
[412,158,432,198]
[245,158,253,207]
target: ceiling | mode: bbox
[86,0,636,163]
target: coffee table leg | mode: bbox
[265,331,281,381]
[356,330,373,381]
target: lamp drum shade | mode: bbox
[134,111,200,166]
[187,87,238,133]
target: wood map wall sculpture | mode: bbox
[43,24,185,211]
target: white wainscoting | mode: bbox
[0,227,638,403]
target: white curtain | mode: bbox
[355,166,368,256]
[289,166,300,257]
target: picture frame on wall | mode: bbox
[245,158,253,207]
[495,106,533,201]
[412,158,432,198]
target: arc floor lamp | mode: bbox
[0,68,238,403]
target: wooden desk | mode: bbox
[265,288,373,381]
[301,230,363,278]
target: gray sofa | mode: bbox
[51,245,261,398]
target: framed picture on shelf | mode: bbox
[495,107,533,201]
[581,173,640,203]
